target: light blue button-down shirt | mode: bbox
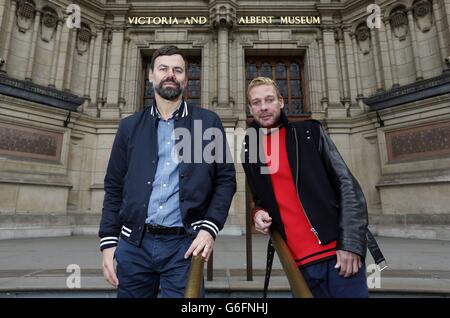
[146,103,184,227]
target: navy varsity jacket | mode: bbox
[98,102,236,250]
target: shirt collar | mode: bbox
[150,100,188,120]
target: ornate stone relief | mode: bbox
[356,25,371,55]
[76,23,92,55]
[16,0,35,33]
[390,9,409,41]
[413,0,433,33]
[40,8,58,42]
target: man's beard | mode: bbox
[155,79,184,101]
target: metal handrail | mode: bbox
[184,254,205,298]
[270,230,313,298]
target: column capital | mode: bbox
[334,29,343,41]
[103,28,112,42]
[320,24,338,33]
[111,25,126,32]
[209,1,237,30]
[341,25,352,33]
[96,24,107,32]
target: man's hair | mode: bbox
[149,45,188,71]
[246,77,282,102]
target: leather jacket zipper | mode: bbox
[292,127,322,245]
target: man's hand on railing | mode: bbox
[254,209,272,235]
[184,229,214,262]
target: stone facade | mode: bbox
[0,0,449,240]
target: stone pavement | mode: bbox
[0,234,449,297]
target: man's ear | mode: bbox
[248,104,254,116]
[279,97,284,109]
[149,69,154,83]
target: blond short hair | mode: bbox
[246,77,282,102]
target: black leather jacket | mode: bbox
[242,113,374,259]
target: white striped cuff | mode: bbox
[191,220,219,238]
[99,236,119,250]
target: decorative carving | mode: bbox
[209,3,236,29]
[355,24,371,55]
[42,11,57,28]
[413,0,433,33]
[16,0,35,33]
[41,8,58,42]
[0,122,63,162]
[356,27,369,41]
[335,28,343,42]
[386,122,450,162]
[76,23,92,55]
[414,0,431,17]
[390,9,409,41]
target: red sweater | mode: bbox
[262,127,336,267]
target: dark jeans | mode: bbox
[300,257,369,298]
[115,233,204,298]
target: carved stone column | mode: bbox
[431,0,450,71]
[0,0,18,73]
[322,25,346,117]
[209,1,236,113]
[81,33,96,112]
[316,35,328,111]
[384,18,400,87]
[49,20,63,87]
[377,21,394,89]
[370,28,384,91]
[407,9,424,80]
[350,32,364,111]
[98,28,111,112]
[63,28,76,91]
[119,36,130,113]
[102,24,124,119]
[342,26,358,105]
[25,10,41,81]
[336,28,350,111]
